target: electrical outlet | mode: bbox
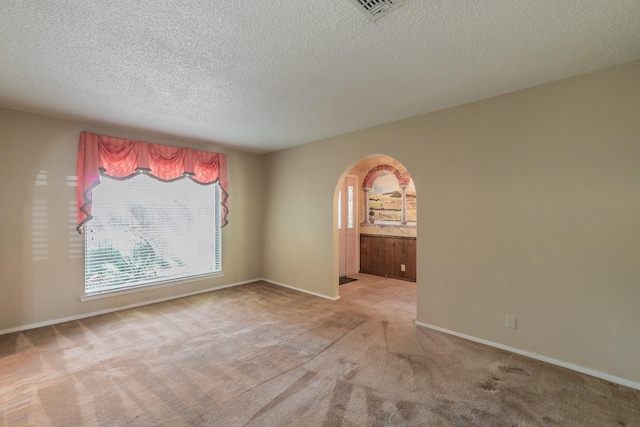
[116,299,128,307]
[506,315,516,329]
[400,264,406,272]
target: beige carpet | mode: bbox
[0,281,638,426]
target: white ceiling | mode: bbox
[1,1,639,153]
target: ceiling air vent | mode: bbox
[348,0,404,21]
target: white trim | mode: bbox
[0,279,258,336]
[415,321,640,391]
[81,272,225,302]
[260,278,340,301]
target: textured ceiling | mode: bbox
[1,1,639,153]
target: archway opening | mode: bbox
[334,154,417,317]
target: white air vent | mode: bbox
[348,0,404,21]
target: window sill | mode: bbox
[80,272,225,302]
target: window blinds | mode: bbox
[84,174,221,294]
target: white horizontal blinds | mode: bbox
[85,173,221,294]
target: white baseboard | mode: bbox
[259,278,340,301]
[0,279,258,336]
[415,321,640,391]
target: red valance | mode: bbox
[76,132,228,232]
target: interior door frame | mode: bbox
[338,175,358,277]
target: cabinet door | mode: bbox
[360,234,416,282]
[359,235,370,273]
[405,238,417,281]
[393,238,416,281]
[372,235,388,277]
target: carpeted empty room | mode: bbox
[2,1,640,425]
[1,279,638,426]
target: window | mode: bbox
[85,174,222,294]
[76,132,229,295]
[338,186,356,229]
[347,185,354,228]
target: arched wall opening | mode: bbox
[334,154,418,312]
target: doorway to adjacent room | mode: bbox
[335,154,417,304]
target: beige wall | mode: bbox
[0,109,264,331]
[262,61,640,384]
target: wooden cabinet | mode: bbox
[360,234,416,282]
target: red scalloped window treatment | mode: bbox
[76,132,228,232]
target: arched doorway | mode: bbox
[335,154,417,316]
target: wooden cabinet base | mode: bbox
[360,234,416,282]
